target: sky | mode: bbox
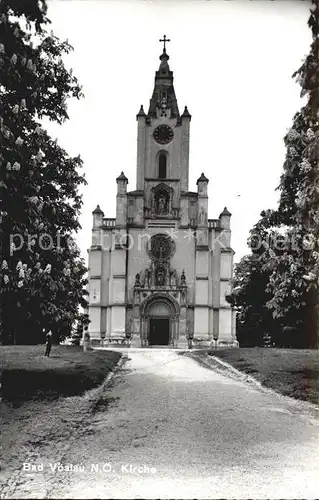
[44,0,311,263]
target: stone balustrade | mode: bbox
[101,217,220,229]
[103,218,116,227]
[208,219,221,229]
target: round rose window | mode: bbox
[148,234,175,261]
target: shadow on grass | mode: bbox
[2,346,121,403]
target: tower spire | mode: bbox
[159,34,170,52]
[158,35,170,72]
[147,36,180,120]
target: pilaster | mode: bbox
[88,271,102,342]
[134,194,144,226]
[108,228,128,338]
[217,308,238,347]
[180,195,189,226]
[91,205,104,247]
[218,207,232,249]
[116,172,128,227]
[196,173,209,248]
[88,208,104,342]
[193,173,210,340]
[136,105,146,190]
[216,206,238,346]
[180,106,191,191]
[88,305,102,343]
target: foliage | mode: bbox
[230,254,266,346]
[231,2,319,348]
[0,0,88,344]
[263,1,319,346]
[230,234,282,347]
[69,314,89,346]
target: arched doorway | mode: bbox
[140,294,179,346]
[148,301,171,345]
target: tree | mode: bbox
[230,221,283,347]
[263,1,319,347]
[224,2,318,348]
[70,313,89,346]
[231,254,270,346]
[236,1,319,348]
[0,0,88,344]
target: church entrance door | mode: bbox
[142,297,179,347]
[149,318,169,346]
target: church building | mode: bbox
[87,38,238,348]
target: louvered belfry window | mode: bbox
[158,153,167,178]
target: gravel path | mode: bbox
[3,349,319,499]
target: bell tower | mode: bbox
[136,36,191,220]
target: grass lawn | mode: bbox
[1,344,121,403]
[208,348,319,405]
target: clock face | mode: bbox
[153,125,174,145]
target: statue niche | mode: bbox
[155,265,166,286]
[144,268,151,288]
[152,184,171,217]
[169,269,177,286]
[156,191,169,215]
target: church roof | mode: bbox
[196,173,209,184]
[116,171,128,182]
[220,206,232,217]
[147,48,180,120]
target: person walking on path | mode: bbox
[44,330,53,357]
[83,326,91,352]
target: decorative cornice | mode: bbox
[127,190,144,196]
[127,223,146,228]
[196,245,209,251]
[220,247,235,254]
[181,191,198,197]
[145,178,180,182]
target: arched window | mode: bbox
[158,154,167,179]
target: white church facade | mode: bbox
[87,40,238,348]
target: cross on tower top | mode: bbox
[159,35,170,51]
